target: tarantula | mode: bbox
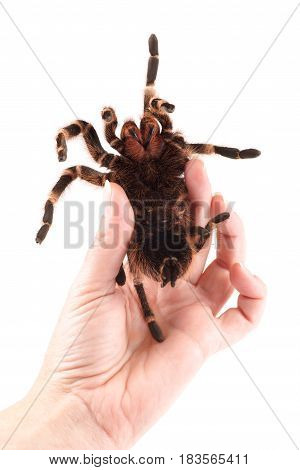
[36,34,260,343]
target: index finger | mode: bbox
[212,193,245,269]
[185,159,212,284]
[198,194,246,314]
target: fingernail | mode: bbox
[103,179,112,201]
[213,192,224,200]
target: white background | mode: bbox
[0,0,299,467]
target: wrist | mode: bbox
[1,385,115,450]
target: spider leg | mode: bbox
[144,34,173,111]
[144,33,159,110]
[116,264,126,286]
[134,282,165,343]
[151,98,175,114]
[160,257,181,288]
[187,143,261,159]
[189,226,211,252]
[143,34,176,138]
[101,107,124,153]
[56,120,109,164]
[150,108,173,134]
[36,166,107,244]
[189,212,230,252]
[147,94,175,135]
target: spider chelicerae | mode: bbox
[36,34,260,343]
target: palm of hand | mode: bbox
[51,274,214,447]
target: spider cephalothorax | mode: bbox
[118,115,163,161]
[36,34,260,343]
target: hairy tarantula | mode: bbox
[36,34,260,343]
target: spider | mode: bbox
[36,34,260,343]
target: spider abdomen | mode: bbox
[126,188,193,284]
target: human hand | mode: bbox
[1,160,266,450]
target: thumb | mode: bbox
[74,181,134,294]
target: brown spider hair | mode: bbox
[36,34,260,342]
